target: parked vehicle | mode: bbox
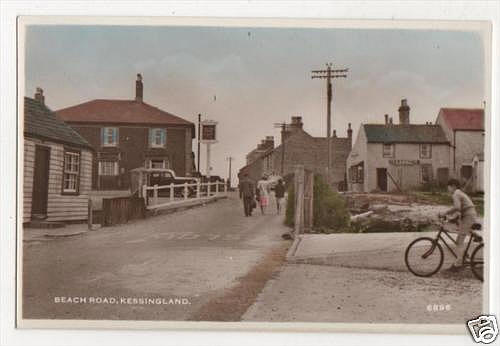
[131,168,199,198]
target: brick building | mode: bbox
[57,74,195,190]
[239,116,352,190]
[347,100,451,193]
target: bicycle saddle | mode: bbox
[471,223,482,230]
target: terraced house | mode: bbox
[57,74,195,191]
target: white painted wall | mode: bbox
[346,125,367,192]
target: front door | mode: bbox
[31,145,51,217]
[376,168,388,192]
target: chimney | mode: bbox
[333,130,337,138]
[265,136,275,149]
[389,117,393,125]
[398,99,410,125]
[290,116,303,130]
[347,123,353,147]
[34,87,45,105]
[135,73,143,102]
[384,114,389,125]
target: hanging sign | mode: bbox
[201,120,218,143]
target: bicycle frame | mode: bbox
[429,226,476,265]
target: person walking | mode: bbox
[442,178,478,272]
[238,173,255,217]
[274,179,286,215]
[257,175,270,215]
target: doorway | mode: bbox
[376,168,388,192]
[31,145,51,218]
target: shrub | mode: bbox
[284,174,350,232]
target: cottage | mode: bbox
[239,116,352,190]
[56,74,195,191]
[347,100,451,193]
[435,107,484,185]
[24,89,94,223]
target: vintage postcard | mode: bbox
[16,16,492,336]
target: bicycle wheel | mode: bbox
[470,243,484,282]
[405,237,444,277]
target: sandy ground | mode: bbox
[243,264,482,324]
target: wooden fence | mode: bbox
[142,181,228,210]
[293,165,314,237]
[101,196,146,227]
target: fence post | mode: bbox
[215,181,219,196]
[207,182,211,197]
[196,181,201,199]
[142,185,148,206]
[184,182,188,200]
[294,165,305,237]
[170,183,174,202]
[224,182,227,195]
[87,198,93,230]
[153,184,158,206]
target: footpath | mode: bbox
[243,231,483,325]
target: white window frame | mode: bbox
[420,144,432,159]
[382,144,394,158]
[98,161,119,176]
[150,128,166,148]
[102,127,118,147]
[146,159,168,169]
[63,151,80,193]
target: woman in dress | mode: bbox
[257,175,270,215]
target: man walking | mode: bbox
[239,173,255,217]
[274,179,285,215]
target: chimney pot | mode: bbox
[34,87,45,105]
[398,98,410,125]
[136,73,143,102]
[333,130,337,137]
[389,117,393,124]
[384,114,389,125]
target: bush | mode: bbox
[284,174,350,232]
[312,175,350,232]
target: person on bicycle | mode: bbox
[442,178,478,272]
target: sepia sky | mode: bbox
[24,25,485,180]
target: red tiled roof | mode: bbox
[439,108,484,131]
[56,99,194,126]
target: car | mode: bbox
[131,168,199,198]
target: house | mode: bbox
[246,136,274,165]
[435,107,484,185]
[24,89,94,223]
[56,74,195,191]
[471,153,484,193]
[346,99,451,192]
[239,116,352,190]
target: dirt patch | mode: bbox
[188,242,290,321]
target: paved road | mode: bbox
[22,193,289,321]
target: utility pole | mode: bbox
[226,156,234,188]
[311,63,348,183]
[274,122,288,176]
[197,114,201,174]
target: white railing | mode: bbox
[142,181,228,209]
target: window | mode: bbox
[421,164,433,184]
[146,159,168,169]
[349,162,364,183]
[63,151,80,193]
[102,127,118,147]
[382,144,394,158]
[99,161,118,176]
[420,144,432,159]
[149,128,166,148]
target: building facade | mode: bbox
[24,89,94,223]
[347,100,451,193]
[239,116,352,190]
[57,74,195,191]
[435,108,484,187]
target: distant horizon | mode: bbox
[24,25,485,180]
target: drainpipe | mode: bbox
[453,130,456,176]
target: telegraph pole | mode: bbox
[226,156,234,188]
[311,63,348,182]
[197,113,201,174]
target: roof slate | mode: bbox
[439,108,484,131]
[24,97,92,149]
[56,99,194,127]
[363,124,449,144]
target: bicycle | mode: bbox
[404,214,484,281]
